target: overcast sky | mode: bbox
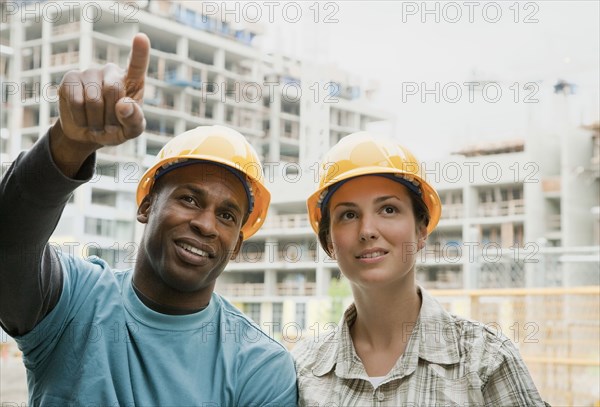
[261,1,600,160]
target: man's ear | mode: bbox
[230,232,244,260]
[137,195,152,224]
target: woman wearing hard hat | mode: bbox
[292,132,548,406]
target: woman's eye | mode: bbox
[382,205,397,214]
[341,211,356,220]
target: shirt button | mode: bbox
[376,391,385,401]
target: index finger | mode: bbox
[124,33,150,99]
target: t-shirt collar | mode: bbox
[123,272,219,331]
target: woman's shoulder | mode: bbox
[418,288,521,375]
[420,288,512,351]
[291,327,340,374]
[446,311,517,357]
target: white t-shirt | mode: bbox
[368,376,387,388]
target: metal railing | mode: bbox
[477,199,525,217]
[262,214,310,230]
[50,51,79,67]
[218,283,265,297]
[547,214,561,231]
[441,204,463,219]
[52,22,80,36]
[232,248,318,264]
[217,282,317,296]
[277,282,316,296]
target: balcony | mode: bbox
[52,22,80,36]
[419,242,463,264]
[263,214,310,230]
[442,204,463,219]
[547,214,561,231]
[328,82,361,101]
[477,199,524,217]
[171,4,257,46]
[417,268,462,289]
[217,281,317,297]
[280,130,300,141]
[276,282,316,296]
[219,283,265,297]
[542,177,561,197]
[281,76,300,86]
[165,71,202,90]
[50,51,79,67]
[264,130,298,141]
[279,154,299,164]
[276,248,318,263]
[232,247,318,265]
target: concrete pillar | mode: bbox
[316,264,331,297]
[268,74,281,164]
[8,15,23,159]
[39,17,52,135]
[264,269,277,297]
[462,186,479,288]
[176,36,188,115]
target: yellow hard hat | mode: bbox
[137,125,270,239]
[307,132,442,235]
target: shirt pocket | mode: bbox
[417,365,485,407]
[298,375,331,406]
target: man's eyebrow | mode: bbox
[221,198,244,215]
[177,184,207,198]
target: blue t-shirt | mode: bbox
[15,252,297,406]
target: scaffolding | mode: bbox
[432,286,600,407]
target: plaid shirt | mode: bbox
[292,287,547,407]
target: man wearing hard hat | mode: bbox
[0,34,297,406]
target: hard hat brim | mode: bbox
[307,167,441,235]
[137,154,271,239]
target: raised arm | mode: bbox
[50,33,150,176]
[0,34,150,336]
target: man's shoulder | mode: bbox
[55,250,131,292]
[57,250,129,273]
